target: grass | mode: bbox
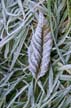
[0,0,71,108]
